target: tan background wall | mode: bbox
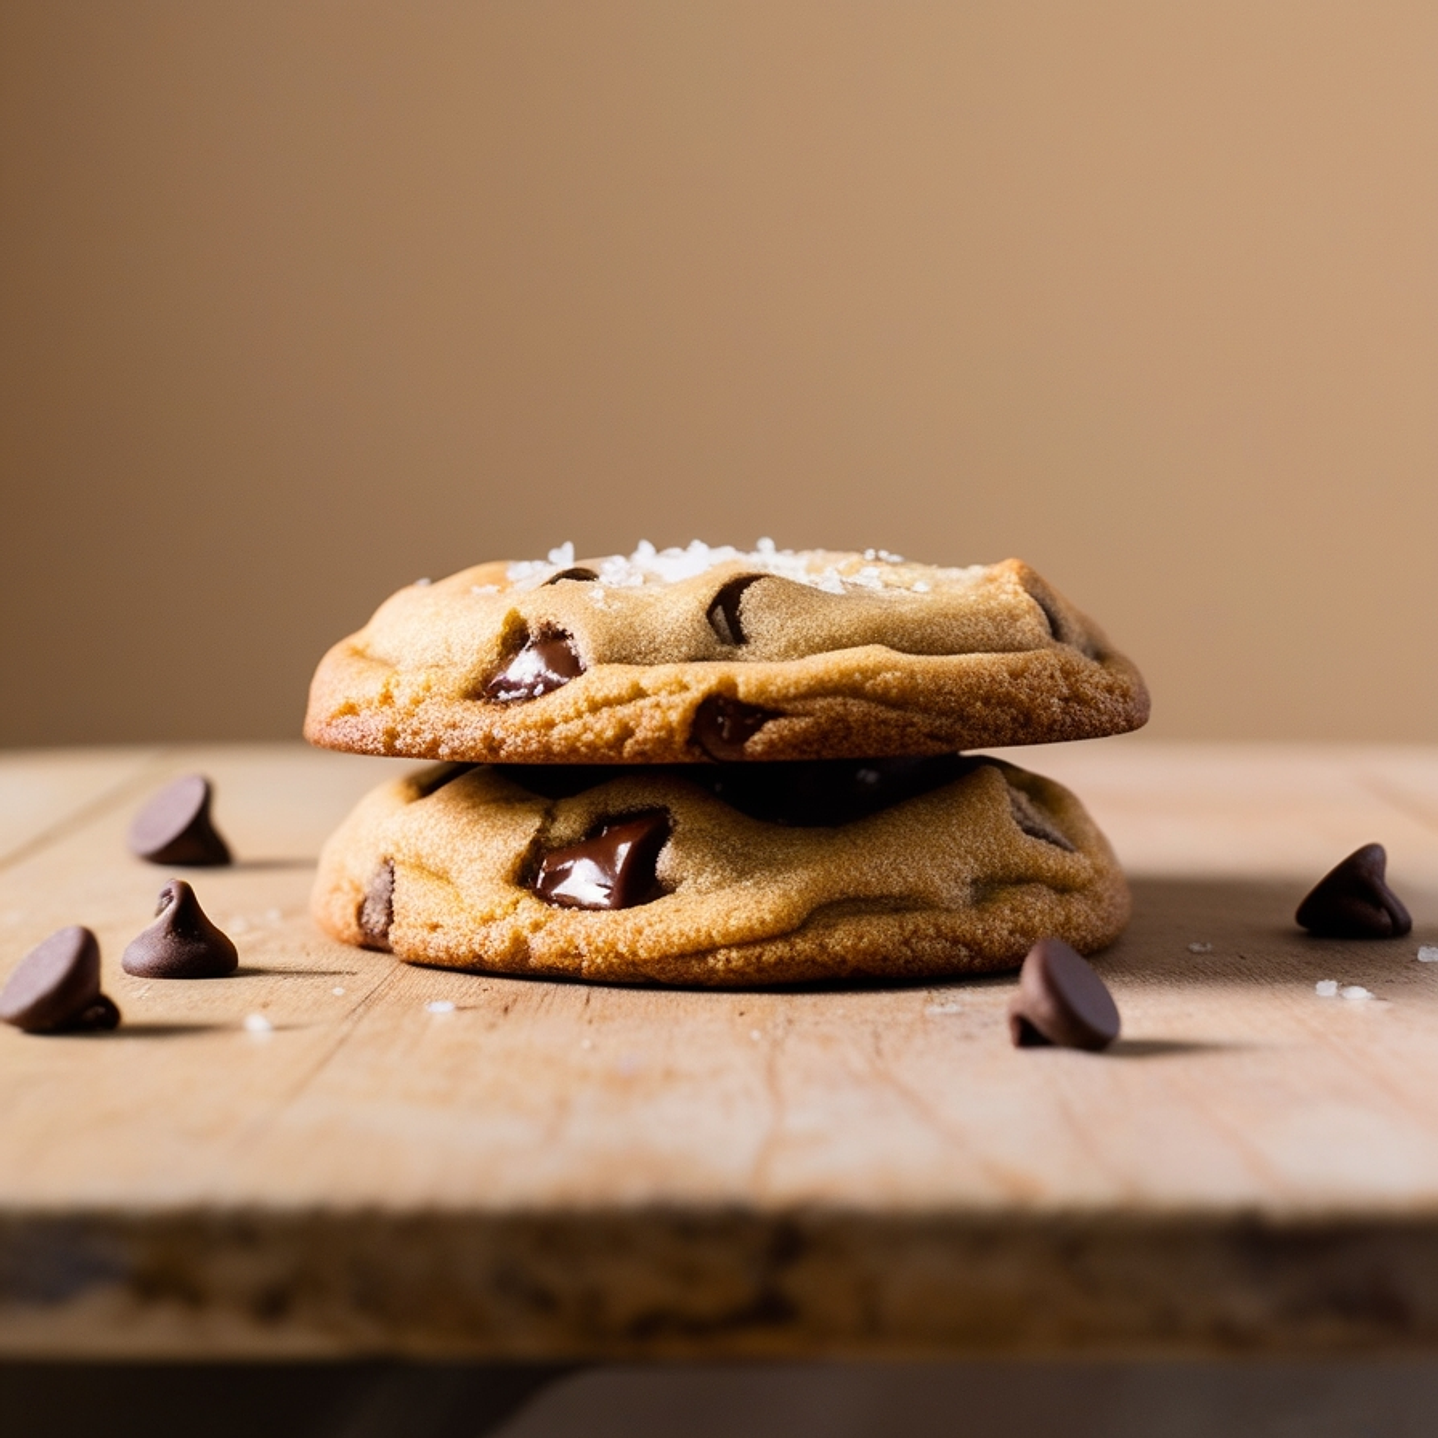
[2,1,1435,747]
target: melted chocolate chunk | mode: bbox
[534,811,671,910]
[122,880,239,979]
[496,754,980,829]
[1008,937,1120,1051]
[0,926,120,1034]
[483,625,584,703]
[543,567,600,585]
[1008,786,1075,851]
[127,774,232,866]
[358,861,395,950]
[691,695,781,761]
[1296,843,1412,939]
[706,574,765,645]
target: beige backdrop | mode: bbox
[2,1,1435,747]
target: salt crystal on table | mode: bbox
[1340,985,1375,1001]
[425,1000,456,1014]
[331,987,346,996]
[243,1013,273,1033]
[1315,980,1339,997]
[1188,942,1212,953]
[1418,946,1438,963]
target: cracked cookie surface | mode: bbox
[304,543,1149,764]
[311,755,1130,985]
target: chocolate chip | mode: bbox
[69,994,122,1032]
[535,811,670,910]
[121,880,239,979]
[0,926,121,1033]
[706,575,765,645]
[691,695,780,761]
[1008,937,1120,1051]
[483,625,584,702]
[127,774,232,866]
[1296,843,1412,939]
[543,567,600,585]
[358,861,395,950]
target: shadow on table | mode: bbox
[1101,876,1438,990]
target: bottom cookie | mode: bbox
[311,755,1130,986]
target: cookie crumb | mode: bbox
[1315,980,1339,997]
[1418,946,1438,963]
[425,1000,457,1014]
[1340,985,1375,1001]
[1188,941,1212,953]
[243,1013,273,1033]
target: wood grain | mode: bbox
[2,741,1437,1358]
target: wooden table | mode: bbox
[3,741,1438,1362]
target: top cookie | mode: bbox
[304,541,1149,764]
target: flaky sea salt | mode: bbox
[425,1000,457,1014]
[501,539,981,596]
[331,987,346,996]
[1418,946,1438,963]
[1340,985,1375,1001]
[1188,942,1213,953]
[243,1013,273,1033]
[413,577,431,587]
[1315,980,1339,997]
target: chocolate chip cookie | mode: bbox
[304,542,1149,765]
[310,754,1129,985]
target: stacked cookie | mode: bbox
[304,542,1148,985]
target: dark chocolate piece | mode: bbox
[1008,937,1120,1051]
[0,926,120,1033]
[706,575,765,645]
[543,567,600,585]
[535,811,670,910]
[121,880,239,979]
[483,626,584,702]
[127,774,232,866]
[69,995,122,1032]
[359,861,395,950]
[1296,843,1412,939]
[691,695,780,761]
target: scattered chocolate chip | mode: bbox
[0,926,121,1034]
[1296,843,1412,939]
[535,811,671,910]
[121,880,239,979]
[706,575,765,645]
[691,695,781,761]
[128,774,232,866]
[359,861,395,950]
[1008,786,1076,851]
[1008,937,1120,1051]
[543,567,600,585]
[483,625,585,702]
[69,995,122,1032]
